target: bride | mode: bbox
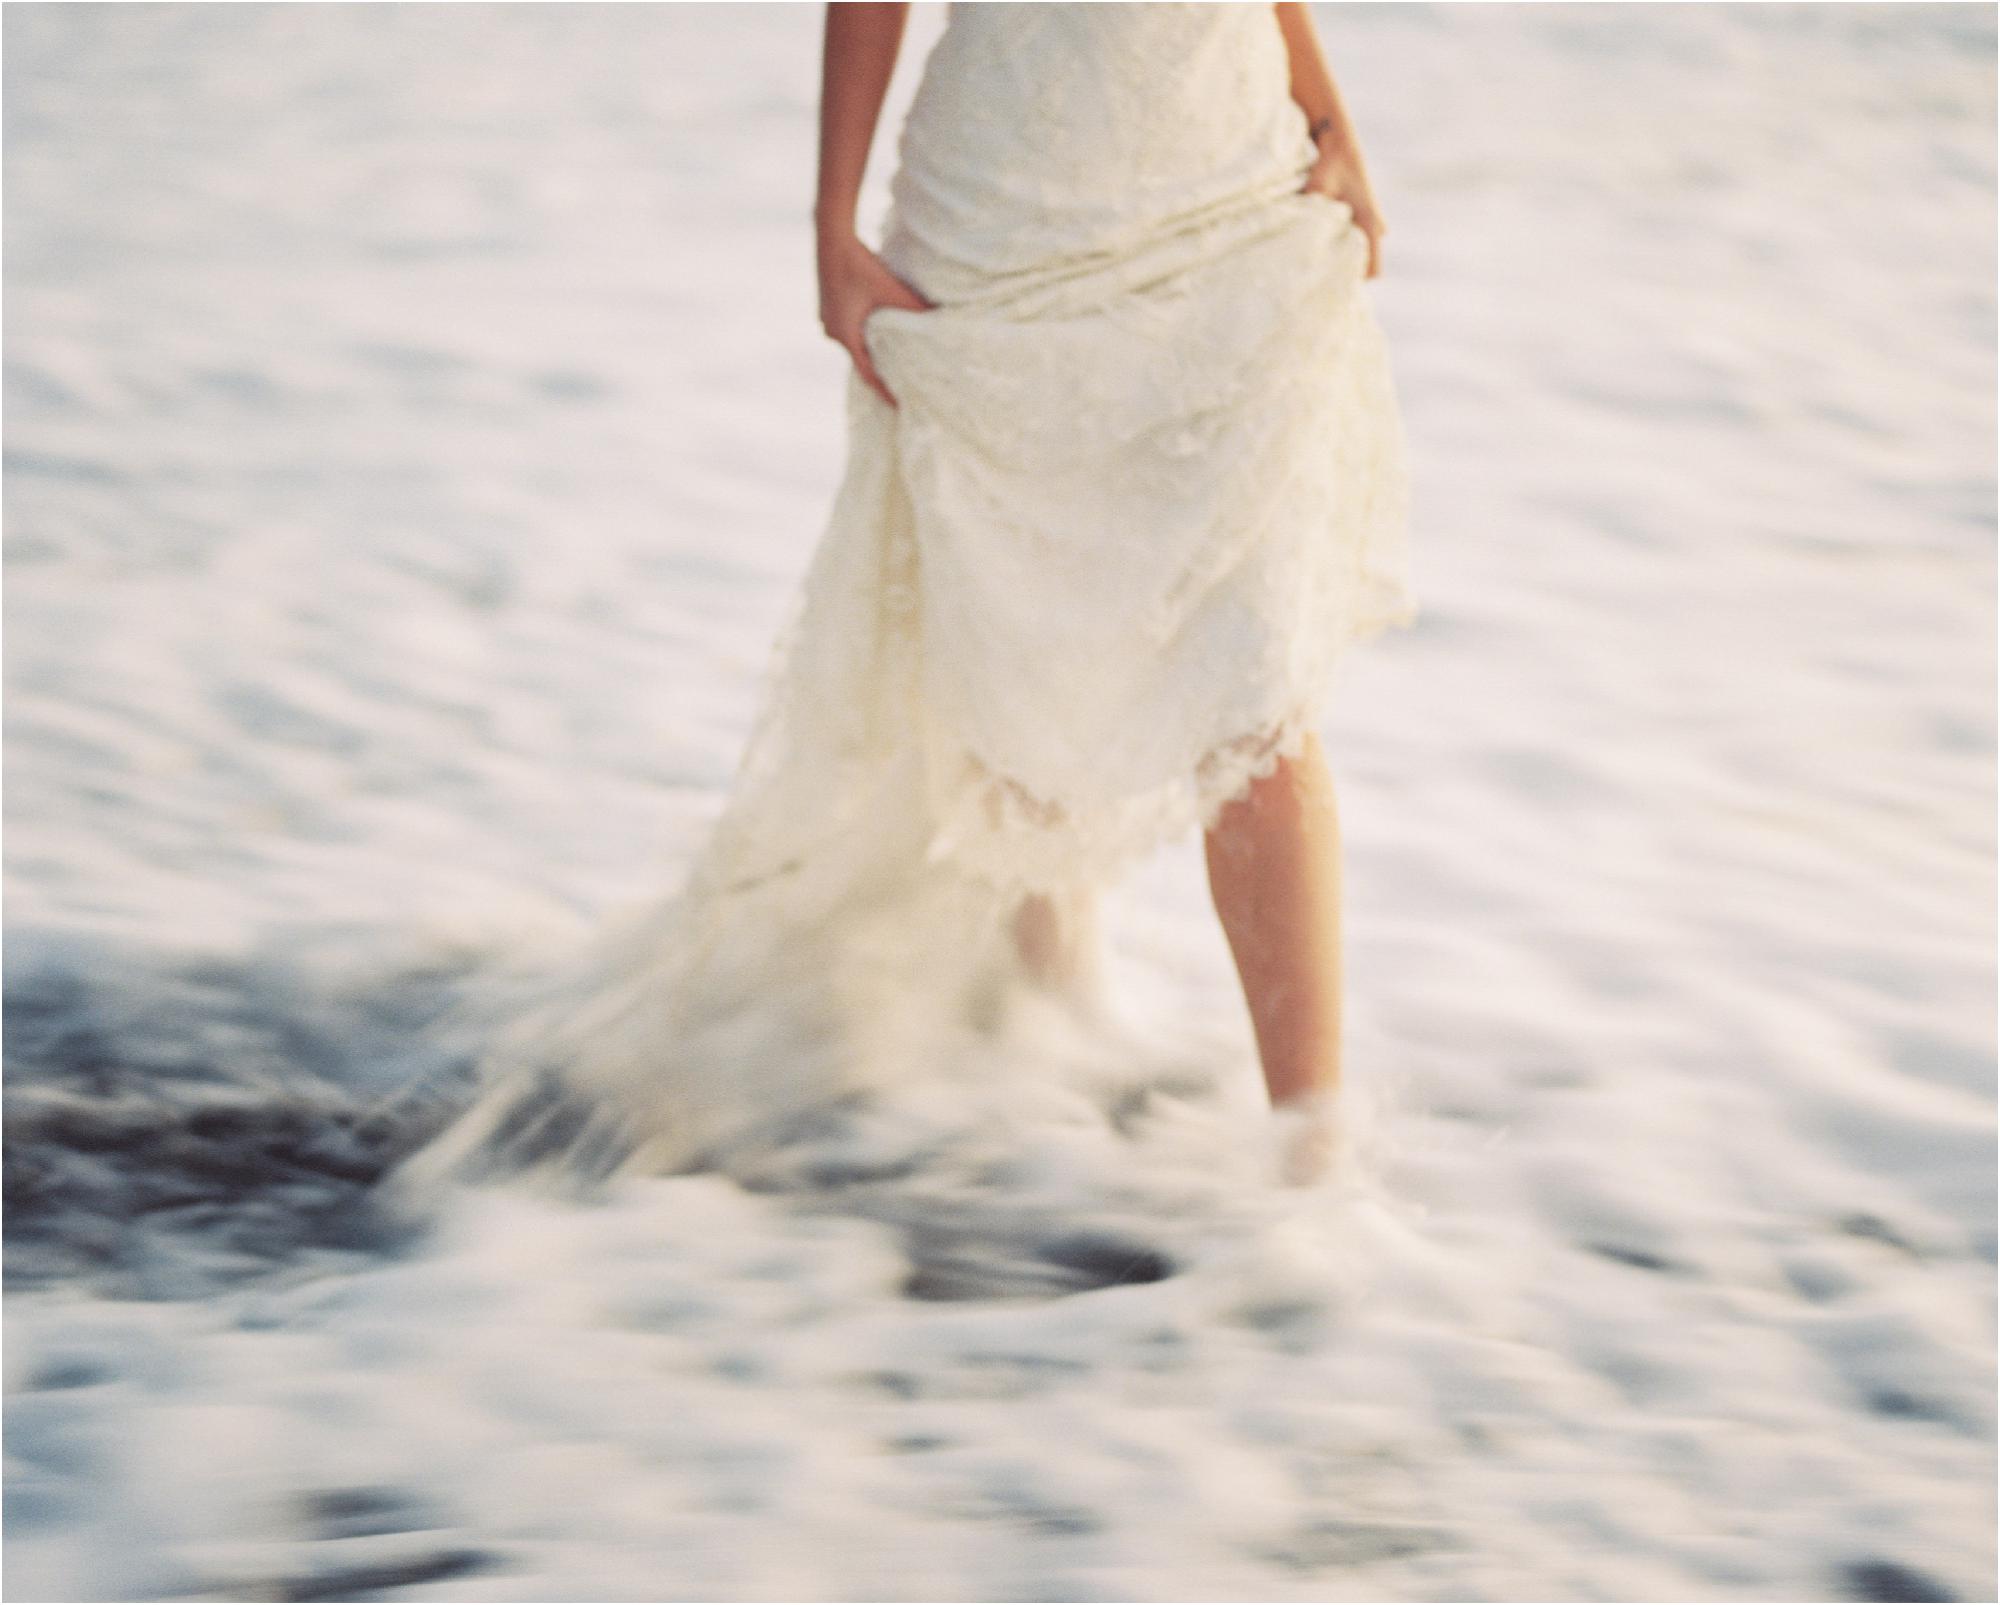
[394,1,1417,1191]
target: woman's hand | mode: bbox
[1302,142,1388,280]
[817,227,934,409]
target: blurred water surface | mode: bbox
[4,5,1994,1601]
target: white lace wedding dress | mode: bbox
[392,1,1418,1190]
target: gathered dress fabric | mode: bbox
[391,2,1419,1191]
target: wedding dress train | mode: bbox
[390,2,1418,1192]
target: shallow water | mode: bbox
[5,4,1995,1600]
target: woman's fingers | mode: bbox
[1356,207,1386,279]
[1299,160,1388,280]
[819,239,937,410]
[853,274,934,409]
[1329,198,1385,279]
[852,327,897,409]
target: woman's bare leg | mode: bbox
[1011,893,1065,985]
[1010,887,1104,1001]
[1202,730,1344,1107]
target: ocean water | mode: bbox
[5,3,1994,1600]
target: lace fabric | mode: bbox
[388,2,1420,1192]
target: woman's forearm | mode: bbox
[1274,3,1365,168]
[816,2,911,242]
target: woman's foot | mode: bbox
[1272,1086,1342,1185]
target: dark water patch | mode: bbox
[395,1060,658,1198]
[863,1368,924,1401]
[254,1543,505,1603]
[22,1357,114,1391]
[883,1431,954,1453]
[1587,1240,1687,1275]
[1864,1388,1975,1432]
[879,1202,1177,1305]
[1233,1294,1329,1343]
[298,1484,445,1541]
[190,364,288,408]
[4,927,489,1298]
[1105,1067,1219,1136]
[1840,1557,1961,1602]
[899,1228,1174,1304]
[1523,1060,1595,1091]
[1781,1254,1853,1304]
[1836,1212,1926,1258]
[1038,1231,1174,1288]
[4,357,84,413]
[1256,1516,1461,1570]
[2,448,124,486]
[528,367,614,403]
[212,680,368,756]
[346,341,476,377]
[1876,1023,1997,1099]
[897,1213,1177,1304]
[448,1066,628,1183]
